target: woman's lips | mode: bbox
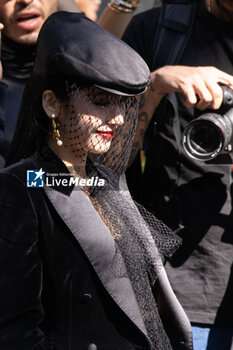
[16,12,42,31]
[96,130,114,140]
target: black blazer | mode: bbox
[0,147,193,350]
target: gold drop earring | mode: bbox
[51,113,63,147]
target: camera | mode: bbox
[182,86,233,161]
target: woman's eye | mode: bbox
[91,97,110,107]
[94,101,109,107]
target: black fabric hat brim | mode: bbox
[33,12,150,96]
[94,84,147,96]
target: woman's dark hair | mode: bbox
[6,75,80,166]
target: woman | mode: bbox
[0,12,192,350]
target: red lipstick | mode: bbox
[96,131,114,140]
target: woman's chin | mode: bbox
[90,144,111,154]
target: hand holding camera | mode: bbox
[148,65,233,161]
[150,65,233,111]
[183,86,233,161]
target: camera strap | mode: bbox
[140,0,197,178]
[145,0,197,194]
[151,0,197,158]
[152,0,197,69]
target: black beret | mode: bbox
[33,11,150,96]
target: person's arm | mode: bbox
[98,6,135,38]
[129,65,233,164]
[98,0,141,38]
[0,173,46,349]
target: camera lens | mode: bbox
[188,121,222,154]
[182,112,233,161]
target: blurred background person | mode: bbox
[0,0,81,169]
[0,0,58,168]
[121,0,233,349]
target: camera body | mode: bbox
[182,86,233,161]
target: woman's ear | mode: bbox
[42,90,61,119]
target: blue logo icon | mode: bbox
[27,169,45,188]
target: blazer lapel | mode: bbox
[44,186,150,344]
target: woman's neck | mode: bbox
[63,160,88,179]
[47,139,88,178]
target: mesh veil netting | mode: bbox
[55,85,181,349]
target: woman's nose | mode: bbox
[108,114,124,126]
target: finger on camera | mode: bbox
[216,69,233,90]
[195,100,212,111]
[206,82,223,109]
[180,85,198,106]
